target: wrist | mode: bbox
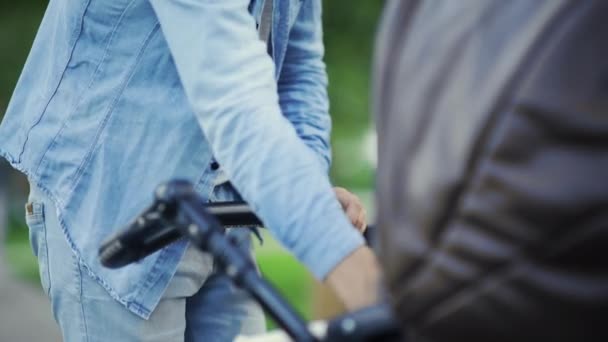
[324,245,381,310]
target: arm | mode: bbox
[280,2,368,234]
[278,0,331,172]
[147,0,375,292]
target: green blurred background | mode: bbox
[0,0,384,329]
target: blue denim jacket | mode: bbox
[0,0,364,319]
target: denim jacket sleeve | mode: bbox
[278,0,331,172]
[148,0,364,279]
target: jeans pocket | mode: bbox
[25,201,52,296]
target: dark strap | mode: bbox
[258,0,273,44]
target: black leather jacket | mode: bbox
[373,1,608,341]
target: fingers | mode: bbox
[344,197,367,233]
[345,202,361,228]
[334,186,368,233]
[356,209,367,233]
[334,187,350,210]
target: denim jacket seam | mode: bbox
[17,0,92,164]
[0,149,16,165]
[34,0,139,178]
[66,23,161,198]
[126,302,151,318]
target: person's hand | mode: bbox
[334,187,367,233]
[325,246,381,310]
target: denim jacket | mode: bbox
[0,0,363,319]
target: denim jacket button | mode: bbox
[210,161,220,170]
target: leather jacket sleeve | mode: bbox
[375,1,608,341]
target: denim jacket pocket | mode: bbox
[25,201,51,296]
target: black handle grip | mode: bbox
[99,200,264,269]
[99,202,180,268]
[206,201,263,227]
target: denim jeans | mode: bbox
[26,183,265,341]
